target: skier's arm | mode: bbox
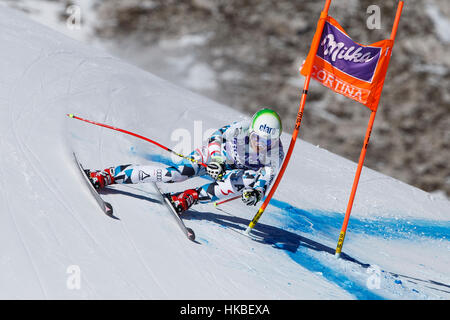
[240,167,274,206]
[245,146,284,202]
[253,166,275,196]
[207,125,229,160]
[205,125,230,180]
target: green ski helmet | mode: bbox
[249,108,282,149]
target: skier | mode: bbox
[86,108,285,214]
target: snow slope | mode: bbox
[0,5,449,300]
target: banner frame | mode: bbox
[335,0,404,258]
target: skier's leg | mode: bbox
[165,162,271,213]
[193,167,274,204]
[115,147,208,184]
[195,168,266,204]
[167,169,259,213]
[111,161,205,184]
[88,148,207,188]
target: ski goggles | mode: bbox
[249,131,277,149]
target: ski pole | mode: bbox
[67,114,207,168]
[213,195,241,207]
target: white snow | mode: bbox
[0,6,449,300]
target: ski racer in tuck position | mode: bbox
[87,108,285,214]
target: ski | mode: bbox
[153,183,196,242]
[73,152,117,219]
[213,205,264,242]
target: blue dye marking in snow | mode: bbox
[265,199,449,299]
[134,151,449,299]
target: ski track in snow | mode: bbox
[9,75,100,251]
[6,58,105,298]
[111,193,168,298]
[6,51,161,298]
[0,165,48,298]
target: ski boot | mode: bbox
[85,168,115,190]
[169,189,199,214]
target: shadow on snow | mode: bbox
[184,209,450,298]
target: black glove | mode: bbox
[241,188,262,206]
[206,157,226,180]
